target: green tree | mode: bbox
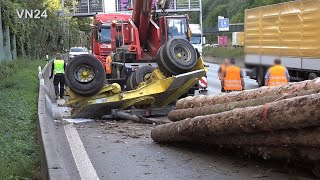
[1,0,92,58]
[201,0,292,43]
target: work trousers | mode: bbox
[53,73,65,98]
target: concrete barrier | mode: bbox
[37,64,69,179]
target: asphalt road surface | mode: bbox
[205,62,259,94]
[55,120,313,180]
[47,62,313,179]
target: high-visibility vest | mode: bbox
[53,59,65,74]
[224,65,242,91]
[218,64,226,80]
[106,56,112,74]
[268,65,288,87]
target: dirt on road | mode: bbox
[74,120,315,180]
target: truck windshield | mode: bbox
[167,18,187,40]
[190,35,201,44]
[98,26,111,43]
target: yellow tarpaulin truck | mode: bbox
[244,0,320,86]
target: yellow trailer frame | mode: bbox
[66,57,207,118]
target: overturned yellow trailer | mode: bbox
[65,40,207,118]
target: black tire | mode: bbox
[65,54,106,96]
[308,73,318,80]
[126,73,135,91]
[163,38,197,72]
[156,45,179,76]
[134,66,154,86]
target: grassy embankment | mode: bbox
[0,59,45,179]
[203,47,245,66]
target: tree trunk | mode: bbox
[176,78,320,109]
[151,93,320,142]
[193,127,320,148]
[169,90,320,122]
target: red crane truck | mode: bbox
[65,0,201,96]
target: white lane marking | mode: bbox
[64,124,100,180]
[63,118,94,124]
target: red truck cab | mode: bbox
[92,13,131,67]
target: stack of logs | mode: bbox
[151,78,320,176]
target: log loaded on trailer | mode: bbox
[244,0,320,86]
[64,0,207,118]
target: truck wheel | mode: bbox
[65,54,106,96]
[126,73,135,91]
[308,73,318,80]
[157,39,197,76]
[163,38,197,73]
[157,46,179,76]
[134,66,154,86]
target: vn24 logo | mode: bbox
[16,9,48,19]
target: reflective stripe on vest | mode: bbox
[268,65,288,87]
[54,59,65,74]
[106,56,112,74]
[224,65,242,91]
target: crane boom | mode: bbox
[132,0,153,47]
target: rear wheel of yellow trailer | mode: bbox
[125,66,154,91]
[65,54,106,96]
[157,38,197,76]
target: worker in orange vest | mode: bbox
[265,59,290,87]
[222,58,245,92]
[105,53,113,79]
[218,58,229,92]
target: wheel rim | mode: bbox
[173,44,191,62]
[142,73,152,81]
[74,64,95,83]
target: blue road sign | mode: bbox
[218,18,229,31]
